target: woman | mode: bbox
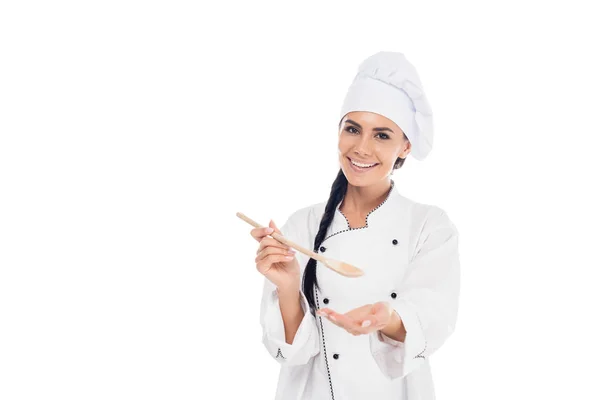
[250,51,460,400]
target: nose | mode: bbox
[353,134,373,156]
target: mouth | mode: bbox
[347,157,379,172]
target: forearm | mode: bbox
[277,288,305,345]
[380,310,406,342]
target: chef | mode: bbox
[251,51,461,400]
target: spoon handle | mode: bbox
[236,212,321,261]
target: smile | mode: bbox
[348,157,379,172]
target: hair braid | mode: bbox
[301,168,347,315]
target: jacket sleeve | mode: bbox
[259,207,321,366]
[369,206,461,379]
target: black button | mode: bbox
[333,353,339,360]
[392,239,398,245]
[323,298,329,304]
[320,246,326,252]
[391,292,397,299]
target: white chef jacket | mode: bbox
[259,180,460,400]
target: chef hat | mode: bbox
[339,51,434,161]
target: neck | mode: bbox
[340,179,393,216]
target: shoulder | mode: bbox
[280,203,319,236]
[281,200,330,239]
[395,197,460,262]
[398,194,459,236]
[278,203,323,251]
[285,203,318,225]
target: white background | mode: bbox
[1,1,599,399]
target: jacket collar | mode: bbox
[325,179,400,240]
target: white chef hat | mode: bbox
[339,51,434,161]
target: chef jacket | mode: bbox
[259,180,461,400]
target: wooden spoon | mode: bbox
[236,212,364,278]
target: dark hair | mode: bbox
[301,151,408,315]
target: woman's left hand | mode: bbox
[317,301,394,336]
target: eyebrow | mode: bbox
[344,119,395,134]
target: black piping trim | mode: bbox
[275,347,286,360]
[323,179,396,242]
[316,289,336,400]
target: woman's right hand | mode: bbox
[251,219,301,292]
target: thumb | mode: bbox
[369,302,391,328]
[269,219,281,234]
[371,302,388,317]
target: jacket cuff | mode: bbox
[262,288,318,365]
[369,300,427,379]
[392,299,427,373]
[369,329,404,379]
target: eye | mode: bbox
[345,126,390,139]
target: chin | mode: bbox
[342,169,373,186]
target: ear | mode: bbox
[399,141,411,158]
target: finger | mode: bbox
[341,309,378,335]
[324,314,366,336]
[358,304,393,334]
[359,316,385,333]
[347,323,366,336]
[371,301,391,316]
[250,226,275,242]
[323,315,346,330]
[316,309,343,328]
[255,245,296,263]
[360,316,376,328]
[372,302,393,325]
[328,311,359,330]
[269,219,282,235]
[256,235,294,255]
[317,309,361,333]
[354,309,386,332]
[268,220,289,247]
[255,253,296,274]
[316,308,332,318]
[317,308,343,322]
[256,238,295,260]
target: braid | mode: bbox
[302,168,348,315]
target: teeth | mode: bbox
[351,159,377,168]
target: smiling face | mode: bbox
[338,111,411,186]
